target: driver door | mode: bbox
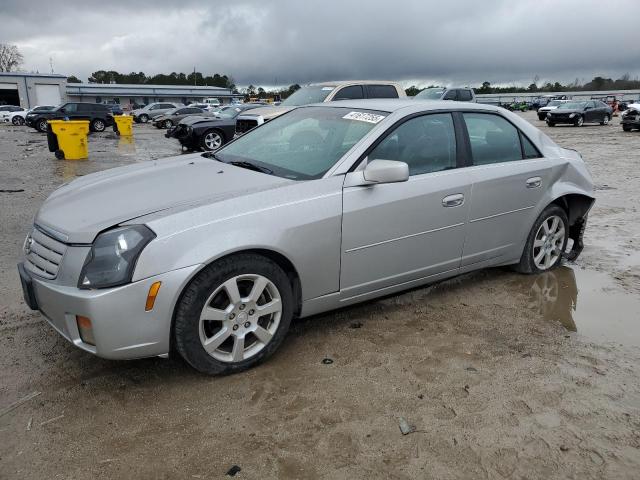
[340,113,471,299]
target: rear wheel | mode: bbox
[546,120,555,127]
[574,116,584,127]
[12,116,24,126]
[164,119,173,129]
[623,125,632,132]
[516,205,568,274]
[174,254,294,375]
[90,118,106,132]
[600,115,610,126]
[200,129,224,151]
[139,114,149,123]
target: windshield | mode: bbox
[414,88,445,100]
[164,108,179,115]
[547,100,564,107]
[558,102,587,109]
[215,106,387,180]
[216,107,244,119]
[280,86,335,106]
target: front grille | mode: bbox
[235,119,258,134]
[24,227,67,279]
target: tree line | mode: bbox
[68,70,236,90]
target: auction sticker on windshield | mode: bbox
[342,112,386,124]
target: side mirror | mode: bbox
[363,159,409,184]
[59,108,66,113]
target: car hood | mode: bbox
[238,105,294,120]
[179,115,226,127]
[549,108,582,114]
[35,154,291,244]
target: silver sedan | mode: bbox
[18,100,594,375]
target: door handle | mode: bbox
[526,177,542,189]
[442,193,464,207]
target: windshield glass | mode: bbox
[164,108,179,115]
[414,88,446,100]
[281,86,334,106]
[547,100,564,107]
[558,102,587,109]
[215,106,387,180]
[216,107,244,119]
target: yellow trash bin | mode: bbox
[113,115,134,136]
[48,120,90,160]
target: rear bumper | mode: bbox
[20,263,200,360]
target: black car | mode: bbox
[26,102,114,133]
[546,100,612,127]
[166,104,264,151]
[621,106,640,132]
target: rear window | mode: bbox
[333,85,364,101]
[458,89,473,101]
[367,85,399,99]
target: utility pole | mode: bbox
[49,57,54,74]
[194,67,196,86]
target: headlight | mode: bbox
[569,113,576,118]
[79,225,155,289]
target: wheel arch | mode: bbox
[168,247,303,354]
[550,193,594,226]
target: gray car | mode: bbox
[18,99,594,375]
[131,102,184,123]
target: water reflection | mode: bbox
[54,158,87,181]
[521,266,640,346]
[527,267,577,331]
[117,135,136,155]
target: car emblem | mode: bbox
[24,236,33,255]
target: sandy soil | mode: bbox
[1,113,639,479]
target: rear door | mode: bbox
[460,112,551,268]
[341,112,471,298]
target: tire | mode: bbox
[538,114,546,121]
[623,125,632,132]
[164,119,173,129]
[12,116,24,126]
[54,149,65,160]
[515,205,569,274]
[546,120,555,127]
[574,116,584,127]
[174,253,294,375]
[600,115,610,126]
[139,114,149,123]
[200,129,225,151]
[36,119,48,132]
[90,118,106,132]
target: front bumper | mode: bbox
[18,262,201,360]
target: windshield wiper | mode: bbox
[229,160,273,175]
[202,151,223,161]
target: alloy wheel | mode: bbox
[198,274,282,363]
[93,120,105,131]
[204,131,222,150]
[532,215,565,270]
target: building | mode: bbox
[65,83,242,108]
[0,72,67,108]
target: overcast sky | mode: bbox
[2,0,640,89]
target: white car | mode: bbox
[0,106,25,123]
[5,105,55,125]
[537,100,568,121]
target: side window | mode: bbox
[443,90,457,100]
[458,89,473,101]
[149,104,161,110]
[369,113,457,176]
[367,85,399,99]
[63,103,78,113]
[165,103,176,108]
[333,85,364,101]
[463,113,523,165]
[521,134,542,159]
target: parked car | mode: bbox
[131,102,184,123]
[5,105,55,125]
[18,100,594,375]
[545,100,612,127]
[621,103,640,131]
[235,81,405,135]
[105,104,124,115]
[25,102,114,132]
[413,87,476,102]
[0,105,25,122]
[537,100,568,120]
[151,107,207,129]
[531,95,569,110]
[166,104,264,150]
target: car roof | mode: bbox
[303,98,503,114]
[309,80,401,88]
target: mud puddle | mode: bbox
[512,266,640,346]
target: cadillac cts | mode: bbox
[18,100,595,375]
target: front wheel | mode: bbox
[139,114,149,123]
[516,205,568,274]
[200,129,224,151]
[546,120,555,127]
[174,254,294,375]
[12,116,24,126]
[164,119,173,129]
[574,116,584,127]
[36,119,48,132]
[622,125,632,132]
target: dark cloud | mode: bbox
[1,0,639,88]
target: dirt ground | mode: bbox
[1,113,639,479]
